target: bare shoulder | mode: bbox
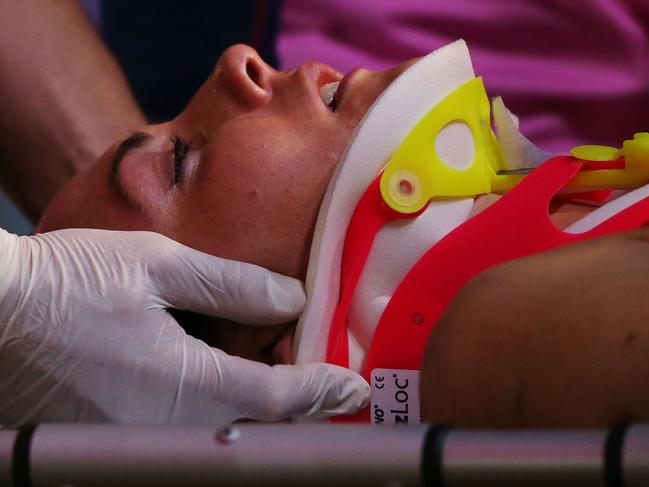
[420,228,649,427]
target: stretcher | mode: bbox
[1,422,647,486]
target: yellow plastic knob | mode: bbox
[570,145,621,162]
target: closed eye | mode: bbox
[171,135,189,185]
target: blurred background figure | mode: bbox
[4,0,648,234]
[0,188,31,235]
[278,0,649,153]
[96,0,282,122]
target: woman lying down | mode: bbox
[38,40,649,428]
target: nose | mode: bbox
[217,44,276,108]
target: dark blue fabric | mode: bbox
[101,0,282,122]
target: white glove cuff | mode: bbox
[0,229,25,304]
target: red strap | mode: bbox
[326,177,409,367]
[325,177,411,423]
[328,155,649,422]
[363,155,649,377]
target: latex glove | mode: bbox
[0,228,369,426]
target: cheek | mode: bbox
[176,120,347,275]
[230,125,342,229]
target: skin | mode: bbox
[0,0,145,221]
[39,45,413,278]
[421,229,649,428]
[38,44,414,364]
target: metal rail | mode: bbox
[0,423,647,487]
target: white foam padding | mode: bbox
[565,183,649,234]
[293,40,477,370]
[492,96,552,170]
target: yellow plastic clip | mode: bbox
[570,145,621,162]
[379,77,522,214]
[567,133,649,190]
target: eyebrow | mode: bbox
[109,131,153,201]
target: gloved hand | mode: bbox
[0,228,369,426]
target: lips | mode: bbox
[316,66,363,112]
[330,68,362,112]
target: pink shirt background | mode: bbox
[278,0,649,153]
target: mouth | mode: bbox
[319,67,363,112]
[319,81,340,111]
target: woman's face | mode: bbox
[38,45,415,365]
[39,44,413,278]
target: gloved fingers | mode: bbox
[216,354,371,421]
[149,240,306,325]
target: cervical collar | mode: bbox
[294,39,649,425]
[294,40,547,372]
[290,37,649,427]
[294,40,474,370]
